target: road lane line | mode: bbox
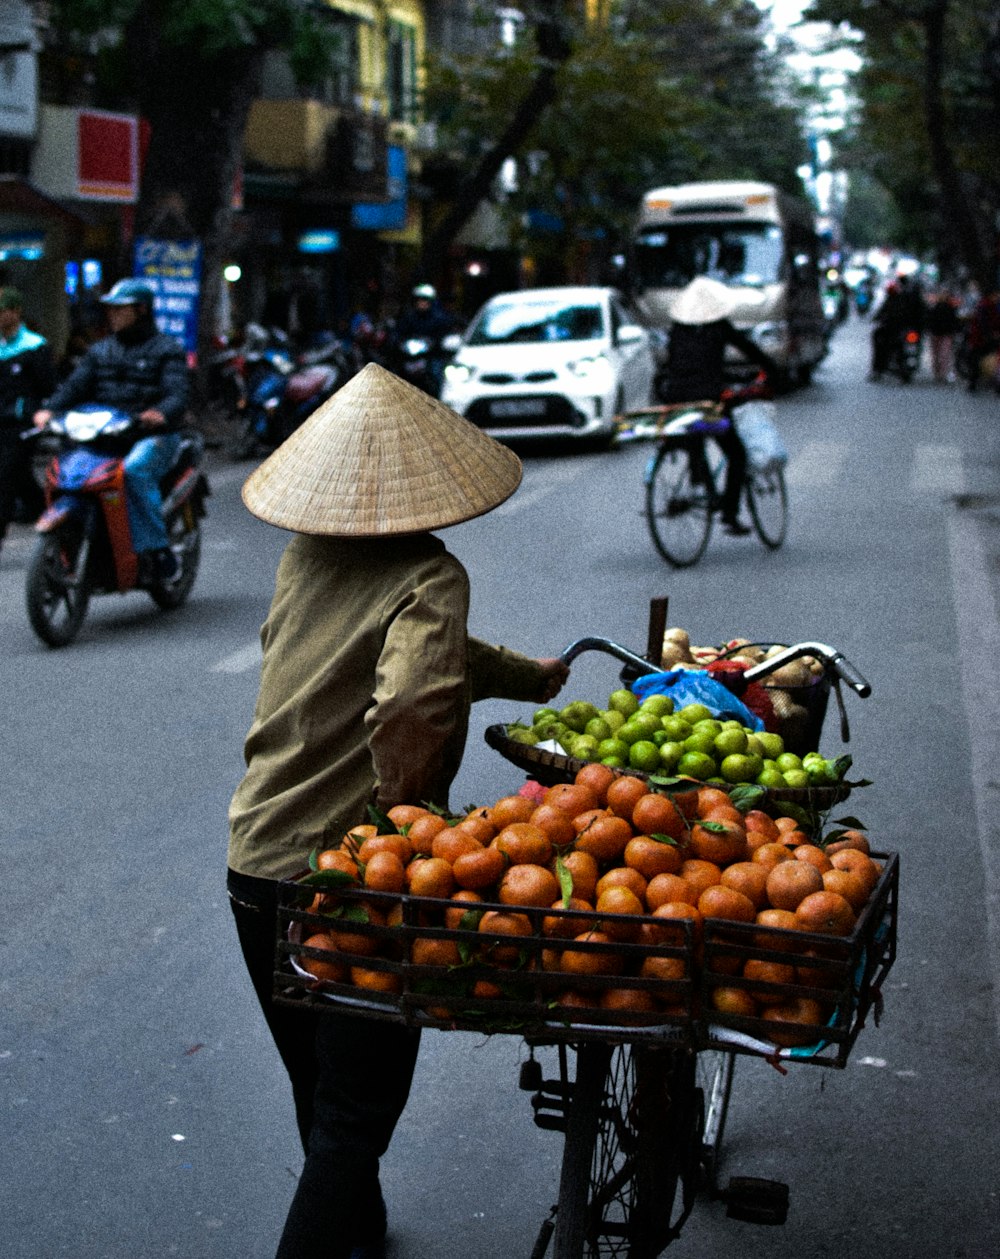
[785,440,848,488]
[948,505,1000,1043]
[211,641,261,674]
[913,444,965,495]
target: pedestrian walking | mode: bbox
[227,363,569,1259]
[925,289,962,383]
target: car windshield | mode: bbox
[634,223,783,288]
[466,298,605,346]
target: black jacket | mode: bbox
[660,319,775,404]
[48,327,190,429]
[0,327,55,428]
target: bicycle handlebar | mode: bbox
[558,635,872,698]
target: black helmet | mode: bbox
[101,279,155,311]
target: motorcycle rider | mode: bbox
[34,279,190,580]
[0,287,55,560]
[390,284,458,396]
[869,273,924,381]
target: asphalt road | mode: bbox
[3,317,1000,1258]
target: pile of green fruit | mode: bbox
[504,688,847,789]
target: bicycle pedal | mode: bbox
[722,1176,789,1225]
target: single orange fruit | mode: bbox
[556,849,600,903]
[574,762,618,806]
[744,809,780,841]
[710,985,758,1018]
[794,890,856,936]
[460,806,497,842]
[679,858,723,899]
[300,933,348,982]
[358,833,413,866]
[699,803,745,828]
[340,823,378,853]
[411,936,462,967]
[556,930,625,977]
[471,978,504,1000]
[645,901,703,946]
[478,909,533,965]
[316,849,360,879]
[528,804,576,848]
[542,898,597,939]
[631,792,686,840]
[639,953,687,983]
[432,825,484,865]
[698,884,756,923]
[761,997,826,1046]
[742,957,797,1004]
[574,813,633,864]
[605,775,650,821]
[624,834,682,880]
[821,867,870,912]
[773,815,803,835]
[825,828,871,855]
[452,845,507,891]
[595,885,645,941]
[793,844,832,873]
[494,821,554,866]
[720,861,769,909]
[545,781,600,817]
[499,862,561,908]
[363,850,406,894]
[350,965,402,994]
[754,907,803,951]
[599,987,657,1016]
[696,785,733,815]
[751,841,795,872]
[765,860,824,911]
[405,855,455,899]
[405,811,450,855]
[689,819,748,866]
[646,872,698,909]
[444,890,484,929]
[829,848,880,894]
[386,803,429,830]
[595,866,648,904]
[489,794,537,829]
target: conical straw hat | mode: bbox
[242,362,523,535]
[670,276,764,325]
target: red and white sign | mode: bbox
[76,110,141,201]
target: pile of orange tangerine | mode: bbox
[297,762,884,1045]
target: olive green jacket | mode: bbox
[228,532,545,880]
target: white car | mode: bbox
[440,286,656,442]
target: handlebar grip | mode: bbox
[559,636,660,676]
[831,653,872,698]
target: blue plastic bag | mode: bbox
[631,668,764,731]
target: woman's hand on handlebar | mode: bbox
[534,657,571,704]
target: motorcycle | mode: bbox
[25,406,210,648]
[888,328,922,383]
[231,325,353,459]
[392,332,461,398]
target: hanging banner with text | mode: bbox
[133,237,202,356]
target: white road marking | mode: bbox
[211,641,261,674]
[912,443,966,495]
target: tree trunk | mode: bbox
[922,1,994,288]
[125,10,265,410]
[418,8,572,275]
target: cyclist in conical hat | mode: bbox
[660,276,776,535]
[228,362,569,1259]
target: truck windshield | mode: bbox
[634,223,783,289]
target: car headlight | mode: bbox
[568,353,612,384]
[443,361,473,385]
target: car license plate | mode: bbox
[489,398,547,418]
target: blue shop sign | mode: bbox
[133,237,202,355]
[351,145,407,231]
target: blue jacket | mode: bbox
[48,327,190,429]
[0,325,55,428]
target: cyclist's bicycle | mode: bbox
[619,376,788,568]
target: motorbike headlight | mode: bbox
[444,362,473,386]
[404,338,431,356]
[568,354,612,384]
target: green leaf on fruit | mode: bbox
[832,816,868,830]
[774,801,813,828]
[300,868,359,889]
[366,803,397,834]
[308,845,320,872]
[649,832,678,847]
[829,754,853,781]
[729,783,766,812]
[699,820,729,833]
[555,856,574,908]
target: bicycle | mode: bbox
[618,376,788,568]
[275,627,894,1259]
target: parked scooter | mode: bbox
[887,328,923,383]
[25,406,210,647]
[231,325,354,458]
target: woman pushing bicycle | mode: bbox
[657,276,777,535]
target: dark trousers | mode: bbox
[687,429,747,522]
[227,868,421,1259]
[0,427,44,540]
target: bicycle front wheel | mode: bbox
[553,1043,698,1259]
[645,444,714,567]
[745,462,788,549]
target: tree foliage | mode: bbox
[806,0,1000,283]
[424,0,811,272]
